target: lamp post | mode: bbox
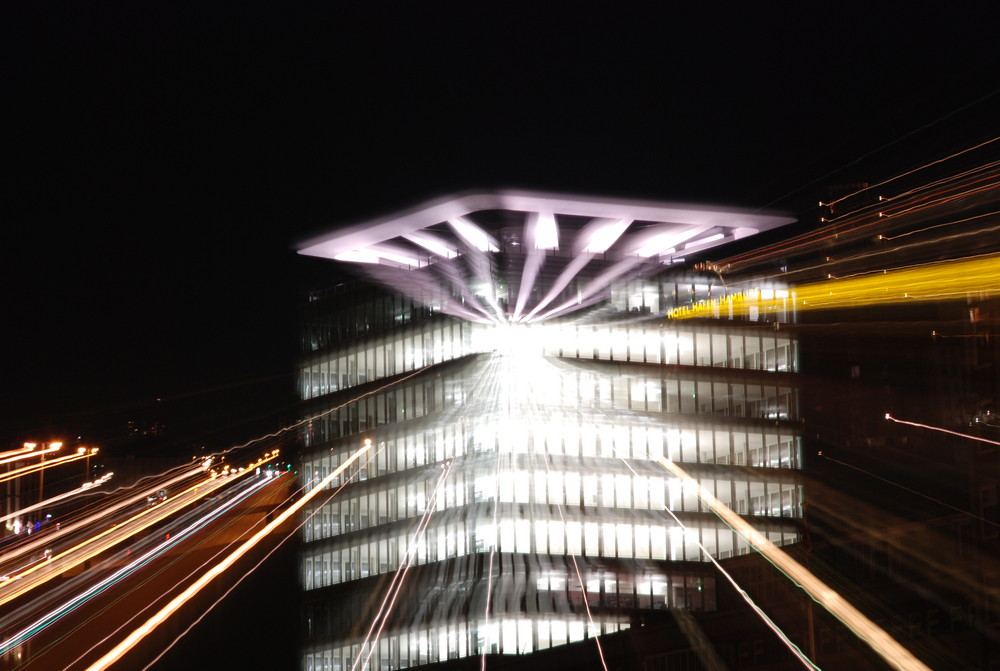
[38,442,62,504]
[78,447,99,482]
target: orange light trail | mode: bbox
[711,149,1000,275]
[0,445,38,459]
[0,451,87,485]
[0,444,60,466]
[823,137,1000,211]
[656,457,931,671]
[669,253,1000,319]
[84,441,372,671]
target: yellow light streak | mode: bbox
[86,441,371,671]
[656,457,931,671]
[669,253,1000,319]
[0,445,36,459]
[0,444,59,465]
[0,451,87,485]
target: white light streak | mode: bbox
[403,230,459,259]
[0,473,114,527]
[657,457,931,671]
[353,458,455,671]
[885,413,1000,446]
[85,442,372,671]
[579,217,632,254]
[449,216,499,252]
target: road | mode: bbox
[0,470,297,670]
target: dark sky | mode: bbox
[4,2,999,450]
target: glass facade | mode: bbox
[298,283,802,670]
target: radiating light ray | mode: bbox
[628,224,711,259]
[0,476,211,602]
[0,465,203,565]
[885,413,1000,447]
[529,211,559,250]
[578,217,632,254]
[480,357,510,671]
[7,379,420,666]
[84,442,373,671]
[299,191,788,326]
[878,209,1000,243]
[521,252,595,322]
[480,441,502,671]
[363,262,499,324]
[0,463,204,572]
[819,169,1000,228]
[402,230,459,259]
[449,215,500,253]
[426,260,503,323]
[493,344,612,670]
[530,255,647,322]
[656,457,931,671]
[879,158,1000,207]
[512,245,546,321]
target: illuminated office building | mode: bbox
[294,191,802,670]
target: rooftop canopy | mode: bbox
[298,190,794,323]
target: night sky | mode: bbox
[4,3,1000,451]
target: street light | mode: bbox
[77,447,99,483]
[38,442,62,504]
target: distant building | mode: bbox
[294,192,803,670]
